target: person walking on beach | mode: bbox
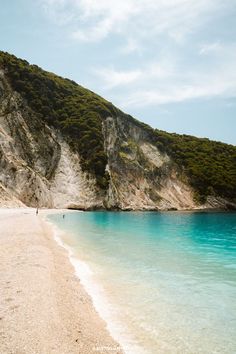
[36,208,38,216]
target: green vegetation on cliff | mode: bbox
[154,131,236,203]
[130,119,236,203]
[0,51,235,202]
[0,51,117,188]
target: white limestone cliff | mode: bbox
[0,70,234,210]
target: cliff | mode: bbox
[0,51,235,210]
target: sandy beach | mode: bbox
[0,208,122,354]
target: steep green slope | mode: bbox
[0,51,117,188]
[0,51,235,203]
[153,130,236,203]
[122,116,236,203]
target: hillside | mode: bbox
[0,51,235,210]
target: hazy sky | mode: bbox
[1,0,236,144]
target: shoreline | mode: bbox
[0,208,123,354]
[47,212,144,354]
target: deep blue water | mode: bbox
[49,211,236,354]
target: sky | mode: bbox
[0,0,236,144]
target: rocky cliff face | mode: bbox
[0,64,235,210]
[103,116,197,210]
[0,70,101,209]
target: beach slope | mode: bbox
[0,208,121,354]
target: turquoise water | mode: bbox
[49,212,236,354]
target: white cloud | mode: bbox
[123,80,236,107]
[94,51,236,107]
[42,0,137,41]
[119,65,236,107]
[199,42,222,55]
[40,0,236,108]
[120,38,142,54]
[94,67,142,88]
[41,0,230,44]
[94,60,175,88]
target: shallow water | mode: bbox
[49,211,236,354]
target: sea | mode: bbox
[48,211,236,354]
